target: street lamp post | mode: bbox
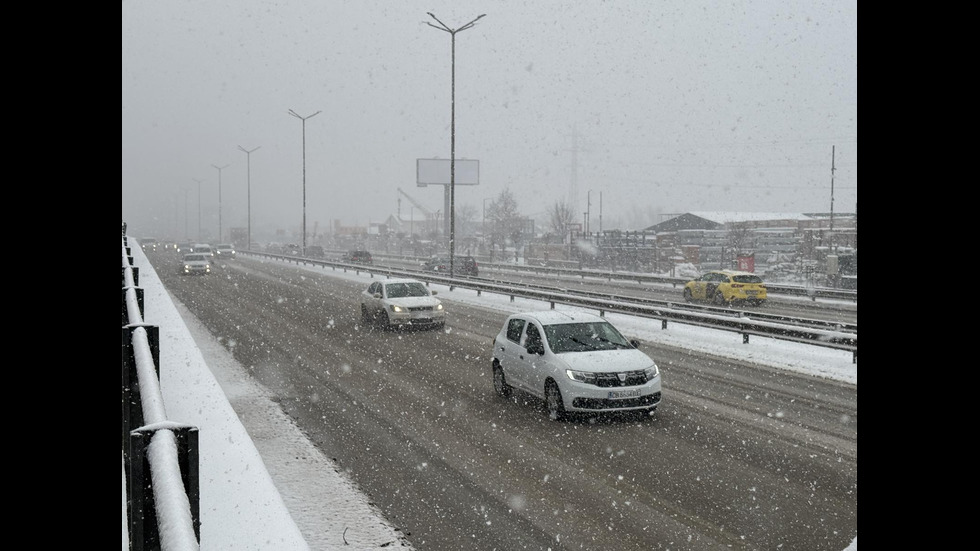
[193,177,204,241]
[586,189,593,236]
[212,163,230,242]
[238,145,261,249]
[426,11,486,278]
[288,109,321,256]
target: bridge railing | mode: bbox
[122,233,200,551]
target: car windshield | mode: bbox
[385,282,430,298]
[543,322,632,353]
[184,254,206,262]
[733,275,763,284]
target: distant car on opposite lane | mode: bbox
[491,311,661,421]
[344,250,373,264]
[683,270,767,306]
[360,278,445,330]
[420,255,479,276]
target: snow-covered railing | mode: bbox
[122,234,200,551]
[304,248,858,302]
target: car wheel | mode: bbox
[683,288,693,302]
[493,363,512,398]
[713,291,728,306]
[545,380,566,421]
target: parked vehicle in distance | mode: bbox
[683,270,767,306]
[491,311,661,421]
[360,278,445,330]
[215,243,236,258]
[306,245,325,258]
[178,253,212,275]
[421,255,479,277]
[344,250,373,264]
[141,238,158,252]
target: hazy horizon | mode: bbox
[122,0,857,241]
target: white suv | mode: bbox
[491,311,661,420]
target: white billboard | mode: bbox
[416,158,479,186]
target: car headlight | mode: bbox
[436,303,443,310]
[643,364,659,381]
[566,370,597,384]
[391,305,405,313]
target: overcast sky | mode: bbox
[121,0,857,242]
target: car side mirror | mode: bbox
[373,292,382,299]
[630,339,640,349]
[431,290,438,296]
[526,341,544,355]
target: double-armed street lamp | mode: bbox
[238,145,261,249]
[212,163,230,242]
[426,12,486,278]
[288,109,321,256]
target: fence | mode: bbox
[251,250,857,363]
[122,231,200,551]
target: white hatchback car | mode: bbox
[492,311,662,420]
[178,253,212,275]
[360,278,445,330]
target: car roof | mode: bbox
[380,278,425,286]
[508,310,607,326]
[707,269,758,277]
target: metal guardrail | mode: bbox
[310,248,858,303]
[123,235,200,551]
[246,251,857,363]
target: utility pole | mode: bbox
[212,163,230,242]
[289,109,321,256]
[426,11,486,278]
[238,145,261,249]
[829,145,836,252]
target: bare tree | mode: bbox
[548,199,576,243]
[456,203,477,236]
[486,188,522,247]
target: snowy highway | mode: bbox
[149,250,857,551]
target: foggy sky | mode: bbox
[122,0,857,242]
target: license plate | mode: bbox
[746,291,758,296]
[608,388,641,399]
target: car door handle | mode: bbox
[499,347,505,352]
[519,355,525,360]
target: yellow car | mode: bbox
[683,270,767,306]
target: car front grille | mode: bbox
[408,306,433,312]
[593,370,650,387]
[573,392,661,410]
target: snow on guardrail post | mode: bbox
[123,265,140,287]
[128,425,201,550]
[122,325,160,464]
[123,287,145,326]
